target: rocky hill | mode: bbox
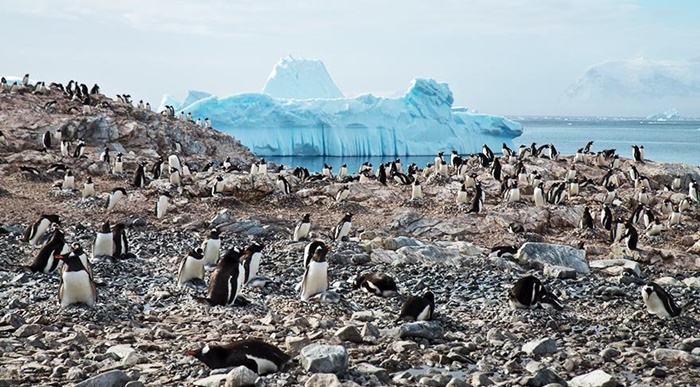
[1,85,700,386]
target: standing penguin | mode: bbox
[333,212,353,241]
[580,207,594,229]
[42,131,52,150]
[106,188,127,210]
[410,180,423,200]
[73,140,85,158]
[93,221,114,258]
[177,248,205,285]
[258,158,268,175]
[201,229,222,267]
[206,247,247,306]
[212,175,225,196]
[642,282,683,318]
[299,242,330,301]
[60,140,71,156]
[293,214,311,241]
[338,163,348,179]
[456,184,468,204]
[56,251,97,308]
[133,163,147,188]
[113,153,123,174]
[397,291,435,321]
[23,214,60,246]
[276,175,291,195]
[509,276,563,310]
[632,145,642,163]
[168,154,182,173]
[63,169,75,190]
[112,223,131,259]
[533,182,545,207]
[99,147,110,163]
[623,224,639,250]
[601,204,612,230]
[377,164,387,186]
[187,339,290,374]
[82,177,95,198]
[169,167,181,186]
[156,192,170,219]
[28,226,69,273]
[353,273,398,297]
[151,156,163,179]
[241,242,265,284]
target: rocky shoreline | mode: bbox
[1,89,700,386]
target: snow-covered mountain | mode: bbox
[164,57,522,157]
[261,55,344,100]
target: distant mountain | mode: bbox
[261,55,344,100]
[561,57,700,116]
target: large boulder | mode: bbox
[517,242,589,275]
[300,344,349,376]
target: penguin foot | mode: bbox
[234,297,250,307]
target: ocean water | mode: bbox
[261,118,700,173]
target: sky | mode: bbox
[1,0,699,117]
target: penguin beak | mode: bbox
[54,254,64,260]
[186,350,197,356]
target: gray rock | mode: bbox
[652,348,700,365]
[66,367,84,381]
[351,311,377,322]
[392,340,418,353]
[517,242,589,275]
[544,264,577,279]
[285,336,311,355]
[683,277,700,288]
[13,324,41,338]
[0,313,25,328]
[74,370,131,387]
[399,321,444,340]
[396,245,463,266]
[569,369,617,387]
[446,378,470,387]
[470,372,495,386]
[522,338,558,356]
[124,382,145,387]
[335,325,363,343]
[305,373,343,387]
[106,344,136,359]
[300,344,349,375]
[361,322,380,338]
[599,348,620,362]
[525,368,566,387]
[193,374,228,387]
[589,259,641,277]
[224,366,258,387]
[354,363,390,383]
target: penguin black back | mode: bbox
[398,291,435,321]
[207,247,245,306]
[187,339,290,374]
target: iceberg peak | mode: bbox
[262,56,344,100]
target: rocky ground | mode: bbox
[1,90,700,386]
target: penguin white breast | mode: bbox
[411,185,422,199]
[108,191,124,210]
[294,223,310,240]
[157,197,169,218]
[178,255,205,284]
[31,219,51,245]
[245,354,278,374]
[93,233,114,256]
[61,271,94,307]
[247,253,262,282]
[337,222,352,239]
[202,239,221,265]
[456,191,467,203]
[643,290,671,318]
[301,261,328,300]
[416,304,432,321]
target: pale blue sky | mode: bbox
[1,0,698,116]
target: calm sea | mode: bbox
[257,118,700,173]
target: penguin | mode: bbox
[566,165,576,181]
[503,181,520,204]
[113,153,123,174]
[28,226,68,273]
[567,178,579,198]
[689,180,699,202]
[392,171,414,185]
[187,112,193,122]
[60,140,71,156]
[293,214,311,241]
[222,156,232,170]
[580,207,594,229]
[274,175,291,195]
[509,275,563,310]
[241,242,265,284]
[151,156,163,179]
[410,179,422,200]
[299,242,330,301]
[93,221,114,258]
[322,163,333,178]
[179,111,185,121]
[680,196,692,211]
[660,199,673,216]
[397,291,435,321]
[672,175,682,191]
[106,187,127,210]
[56,251,97,308]
[146,102,151,111]
[464,172,477,188]
[502,143,513,157]
[73,140,85,158]
[467,186,484,214]
[491,158,502,181]
[137,100,145,109]
[111,223,131,259]
[601,204,612,230]
[257,158,267,175]
[645,219,663,237]
[23,214,60,246]
[205,118,211,128]
[489,245,518,257]
[482,144,495,162]
[668,205,681,227]
[517,145,530,159]
[168,154,182,173]
[177,248,205,285]
[632,145,642,163]
[250,161,259,176]
[533,182,545,207]
[456,184,468,204]
[82,177,95,198]
[359,172,370,183]
[196,118,202,127]
[63,169,75,190]
[438,160,449,176]
[602,184,616,204]
[46,163,67,174]
[629,165,640,183]
[338,163,348,179]
[642,282,683,318]
[187,339,290,374]
[169,167,181,186]
[42,131,51,150]
[333,212,353,241]
[133,163,147,188]
[201,229,222,266]
[335,185,349,202]
[635,176,651,190]
[353,273,398,297]
[377,164,387,185]
[156,192,170,219]
[642,206,655,228]
[206,247,246,306]
[302,240,327,268]
[99,147,110,163]
[623,224,639,250]
[212,175,225,196]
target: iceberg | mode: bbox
[262,55,343,100]
[646,108,681,121]
[173,57,523,157]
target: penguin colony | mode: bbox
[2,80,699,382]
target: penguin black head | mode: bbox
[246,242,265,253]
[42,214,61,225]
[113,223,126,233]
[301,213,310,222]
[187,345,222,368]
[311,243,329,262]
[100,221,111,233]
[423,291,435,304]
[209,229,220,239]
[86,176,93,184]
[216,175,223,182]
[221,247,245,266]
[343,212,353,221]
